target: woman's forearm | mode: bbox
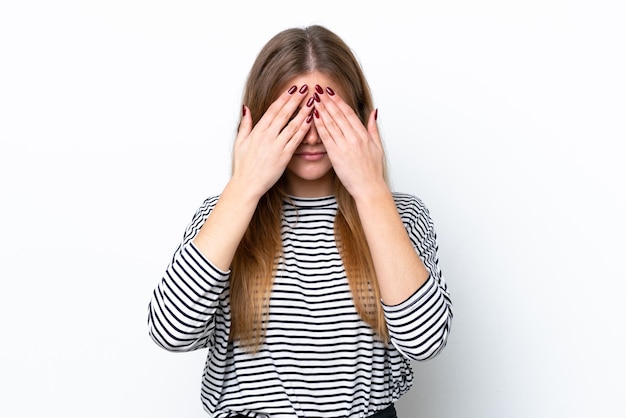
[192,179,261,272]
[353,184,430,305]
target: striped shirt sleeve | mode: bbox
[383,193,453,361]
[147,196,229,352]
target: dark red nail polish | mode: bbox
[315,84,323,94]
[242,105,246,116]
[306,96,315,107]
[306,113,313,123]
[299,84,308,94]
[313,108,319,119]
[314,93,320,102]
[375,108,378,120]
[288,85,297,95]
[326,87,335,96]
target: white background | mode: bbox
[1,1,625,417]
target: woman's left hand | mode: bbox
[313,86,387,199]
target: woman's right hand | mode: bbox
[232,84,313,199]
[192,85,312,271]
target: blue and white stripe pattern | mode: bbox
[148,193,452,418]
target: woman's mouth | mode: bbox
[296,152,327,161]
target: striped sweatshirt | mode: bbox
[148,193,452,418]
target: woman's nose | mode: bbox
[302,123,321,144]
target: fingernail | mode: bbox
[242,105,246,116]
[299,84,309,94]
[313,108,320,119]
[375,108,378,120]
[314,93,320,102]
[306,113,313,123]
[288,85,297,95]
[315,84,324,94]
[306,96,315,107]
[326,87,335,96]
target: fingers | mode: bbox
[330,89,361,131]
[313,89,353,142]
[256,84,310,136]
[281,101,314,154]
[314,86,379,148]
[367,108,383,149]
[235,105,253,144]
[237,84,313,152]
[232,86,314,192]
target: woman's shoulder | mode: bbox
[187,195,221,221]
[391,191,428,209]
[200,194,221,207]
[391,191,432,221]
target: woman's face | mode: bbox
[282,71,342,197]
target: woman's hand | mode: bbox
[312,86,386,199]
[313,86,430,305]
[232,85,313,199]
[192,85,312,271]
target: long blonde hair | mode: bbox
[230,25,390,351]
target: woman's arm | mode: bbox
[353,187,430,304]
[149,85,314,351]
[357,189,453,361]
[193,87,314,271]
[370,193,453,361]
[147,197,231,352]
[314,89,452,360]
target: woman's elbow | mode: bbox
[394,312,452,361]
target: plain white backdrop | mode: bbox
[1,1,624,417]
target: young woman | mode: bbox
[148,25,453,418]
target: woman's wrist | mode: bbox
[350,180,392,207]
[224,175,265,205]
